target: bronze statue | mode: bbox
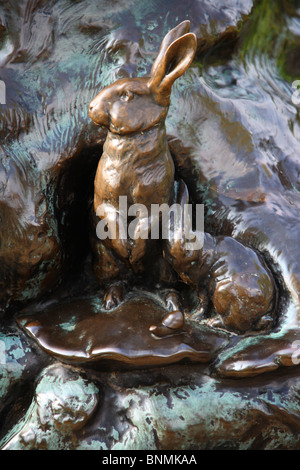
[89,20,277,337]
[3,1,300,449]
[89,21,197,333]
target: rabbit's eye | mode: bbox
[120,90,134,102]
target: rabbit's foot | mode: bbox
[165,290,181,312]
[149,310,184,338]
[104,283,124,310]
[206,316,225,330]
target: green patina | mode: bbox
[60,315,77,332]
[0,333,31,399]
[239,0,300,81]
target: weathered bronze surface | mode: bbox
[1,0,300,451]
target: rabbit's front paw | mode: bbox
[104,284,124,310]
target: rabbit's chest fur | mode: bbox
[94,127,175,209]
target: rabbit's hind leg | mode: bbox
[90,235,128,310]
[103,282,124,310]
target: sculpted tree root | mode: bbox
[1,364,99,450]
[214,326,300,378]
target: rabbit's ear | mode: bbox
[150,20,191,78]
[148,32,197,103]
